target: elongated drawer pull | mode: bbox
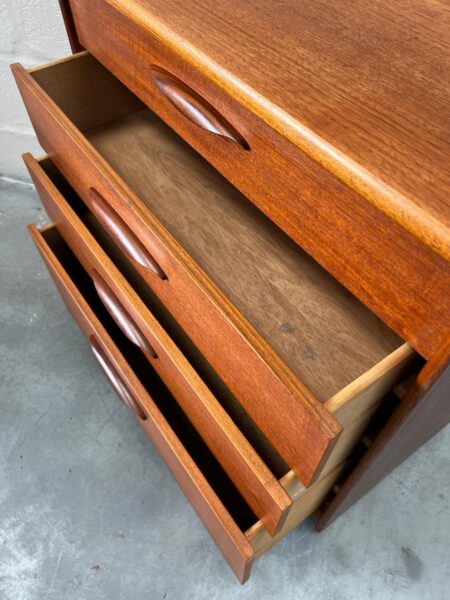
[88,188,167,279]
[152,68,249,150]
[91,270,158,358]
[90,336,147,420]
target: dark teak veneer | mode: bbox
[13,0,449,583]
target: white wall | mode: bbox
[0,0,70,180]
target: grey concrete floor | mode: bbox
[1,177,449,600]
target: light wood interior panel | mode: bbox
[247,463,348,558]
[30,52,144,131]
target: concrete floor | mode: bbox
[1,177,449,600]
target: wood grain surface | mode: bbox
[87,109,402,401]
[70,0,450,258]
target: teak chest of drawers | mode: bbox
[12,0,449,583]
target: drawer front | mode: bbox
[12,59,342,488]
[24,153,292,536]
[68,0,450,360]
[28,223,255,583]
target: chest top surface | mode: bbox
[108,0,450,258]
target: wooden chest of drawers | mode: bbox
[12,0,449,583]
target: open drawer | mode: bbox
[13,52,418,487]
[29,224,258,581]
[28,222,419,583]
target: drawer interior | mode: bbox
[30,53,405,403]
[41,225,258,532]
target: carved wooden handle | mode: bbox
[89,188,167,279]
[90,336,147,420]
[91,270,157,358]
[152,68,249,150]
